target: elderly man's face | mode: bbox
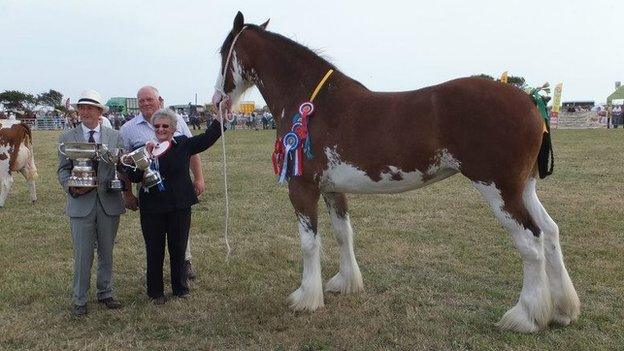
[77,104,102,129]
[137,88,162,119]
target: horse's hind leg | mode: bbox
[286,178,324,311]
[473,180,552,333]
[322,192,363,294]
[523,178,580,325]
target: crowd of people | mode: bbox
[57,87,223,315]
[222,111,274,130]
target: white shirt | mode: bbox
[120,112,192,152]
[100,116,113,129]
[81,123,102,143]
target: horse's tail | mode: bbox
[530,92,554,179]
[537,129,554,179]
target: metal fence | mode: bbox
[20,117,71,131]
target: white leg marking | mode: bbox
[0,174,14,207]
[474,181,552,333]
[287,215,324,311]
[523,178,580,325]
[323,194,364,294]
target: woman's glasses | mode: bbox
[153,124,170,129]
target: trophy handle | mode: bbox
[120,154,137,170]
[58,143,67,157]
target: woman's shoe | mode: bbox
[151,296,168,305]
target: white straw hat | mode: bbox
[75,89,109,113]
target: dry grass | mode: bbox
[0,128,622,350]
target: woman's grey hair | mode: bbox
[150,108,178,130]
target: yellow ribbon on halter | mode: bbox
[310,69,334,102]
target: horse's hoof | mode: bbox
[325,271,364,294]
[550,313,571,326]
[550,303,580,326]
[286,287,324,312]
[496,303,547,333]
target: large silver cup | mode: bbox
[121,147,151,170]
[58,142,100,188]
[121,146,163,189]
[99,146,125,192]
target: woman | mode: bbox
[126,108,223,304]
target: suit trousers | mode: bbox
[70,198,120,306]
[140,208,191,298]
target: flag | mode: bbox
[552,83,563,113]
[65,98,71,109]
[500,71,508,83]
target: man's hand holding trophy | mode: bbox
[58,142,127,195]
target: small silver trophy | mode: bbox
[99,146,125,192]
[58,142,101,188]
[121,146,163,189]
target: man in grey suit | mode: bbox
[58,90,126,316]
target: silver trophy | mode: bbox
[99,146,125,192]
[58,142,101,188]
[121,146,163,189]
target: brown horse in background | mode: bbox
[211,12,580,332]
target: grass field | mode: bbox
[0,128,622,350]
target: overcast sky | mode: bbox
[2,0,622,108]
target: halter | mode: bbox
[215,26,248,97]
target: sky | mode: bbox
[2,0,623,108]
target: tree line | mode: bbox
[0,89,70,118]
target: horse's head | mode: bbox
[212,12,269,113]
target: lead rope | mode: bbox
[215,26,247,261]
[218,99,231,260]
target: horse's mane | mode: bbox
[220,24,368,90]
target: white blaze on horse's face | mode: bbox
[319,147,461,194]
[214,51,254,108]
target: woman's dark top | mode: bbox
[128,121,223,214]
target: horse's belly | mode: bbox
[319,163,458,194]
[318,147,460,194]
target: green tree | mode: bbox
[507,75,526,88]
[37,89,64,109]
[473,74,495,80]
[0,90,36,115]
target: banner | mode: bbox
[552,83,563,113]
[500,71,508,83]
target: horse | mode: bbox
[211,12,580,333]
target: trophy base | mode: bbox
[107,179,125,192]
[68,178,98,188]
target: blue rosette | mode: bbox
[278,132,300,183]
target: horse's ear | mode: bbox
[259,18,270,30]
[233,11,244,32]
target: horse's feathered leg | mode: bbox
[322,192,364,294]
[473,180,553,333]
[286,178,324,311]
[523,178,580,326]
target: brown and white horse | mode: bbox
[211,12,580,332]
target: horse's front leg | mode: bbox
[286,178,324,311]
[322,192,363,294]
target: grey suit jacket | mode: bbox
[57,126,126,217]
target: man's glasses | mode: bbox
[154,124,170,129]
